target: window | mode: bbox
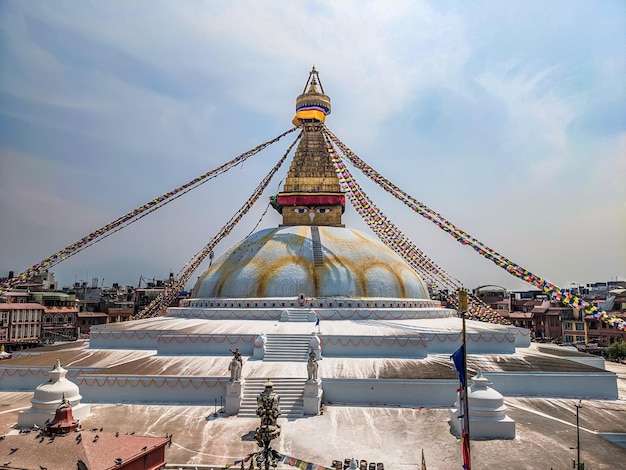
[564,322,573,330]
[575,335,585,343]
[54,314,64,326]
[575,323,585,331]
[43,314,53,326]
[565,335,574,343]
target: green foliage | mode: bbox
[606,342,626,361]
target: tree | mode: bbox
[606,342,626,362]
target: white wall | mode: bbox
[483,371,618,399]
[77,376,228,404]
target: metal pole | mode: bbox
[459,289,471,470]
[462,307,471,469]
[575,400,582,469]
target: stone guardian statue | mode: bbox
[307,350,318,381]
[228,348,243,381]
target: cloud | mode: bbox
[1,0,624,290]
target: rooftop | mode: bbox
[0,362,624,469]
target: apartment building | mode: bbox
[0,302,44,351]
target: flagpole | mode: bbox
[459,289,471,470]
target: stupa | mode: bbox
[17,359,91,428]
[0,70,619,464]
[450,370,516,439]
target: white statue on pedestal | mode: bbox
[228,348,243,381]
[307,351,318,381]
[309,334,322,359]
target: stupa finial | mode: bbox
[58,392,71,409]
[293,66,331,127]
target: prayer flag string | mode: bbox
[322,133,506,325]
[322,134,459,289]
[134,132,301,318]
[323,127,625,331]
[2,127,299,294]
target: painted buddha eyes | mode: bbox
[292,207,331,214]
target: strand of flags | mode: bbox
[323,132,509,326]
[227,452,334,470]
[323,126,625,332]
[228,451,428,469]
[134,134,301,318]
[322,134,459,290]
[1,127,299,296]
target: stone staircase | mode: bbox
[310,226,324,266]
[238,377,308,418]
[263,334,312,362]
[282,309,314,322]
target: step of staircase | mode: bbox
[263,334,312,362]
[238,377,308,418]
[283,309,313,322]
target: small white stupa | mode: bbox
[450,370,515,439]
[17,359,91,428]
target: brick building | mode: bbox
[0,302,44,351]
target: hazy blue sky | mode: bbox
[1,1,624,291]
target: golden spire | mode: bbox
[271,67,345,227]
[58,392,71,409]
[292,66,332,127]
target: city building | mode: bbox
[585,288,626,347]
[0,302,44,351]
[32,291,79,343]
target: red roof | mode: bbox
[509,312,534,319]
[0,431,169,469]
[44,306,79,313]
[77,311,109,318]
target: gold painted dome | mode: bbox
[193,225,429,299]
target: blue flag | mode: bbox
[315,316,320,326]
[451,345,465,387]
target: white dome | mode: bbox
[450,370,516,439]
[30,360,82,409]
[465,370,509,421]
[193,226,429,299]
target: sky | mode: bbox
[0,0,625,292]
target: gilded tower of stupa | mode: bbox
[271,67,345,227]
